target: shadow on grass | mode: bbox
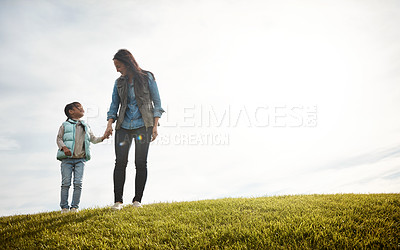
[1,209,107,244]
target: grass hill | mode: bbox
[1,193,399,249]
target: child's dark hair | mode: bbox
[64,102,81,120]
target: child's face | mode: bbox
[114,59,128,76]
[69,103,85,120]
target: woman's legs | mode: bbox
[113,128,134,203]
[133,127,152,203]
[113,126,152,204]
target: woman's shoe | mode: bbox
[111,202,123,210]
[132,201,142,208]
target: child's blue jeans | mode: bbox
[60,158,85,209]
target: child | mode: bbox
[56,102,106,213]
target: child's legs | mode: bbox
[60,159,73,209]
[71,159,85,209]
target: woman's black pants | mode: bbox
[113,126,152,203]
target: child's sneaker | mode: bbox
[132,201,142,208]
[61,208,69,213]
[70,208,78,212]
[111,202,123,210]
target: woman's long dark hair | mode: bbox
[113,49,154,86]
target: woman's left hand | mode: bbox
[151,126,158,142]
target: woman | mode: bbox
[105,49,164,209]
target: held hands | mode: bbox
[103,119,114,140]
[62,146,72,156]
[104,125,113,139]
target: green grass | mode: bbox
[1,194,399,249]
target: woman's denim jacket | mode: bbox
[107,72,164,130]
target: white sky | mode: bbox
[1,0,399,216]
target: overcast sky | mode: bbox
[1,0,399,216]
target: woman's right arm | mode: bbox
[105,118,114,138]
[105,82,120,138]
